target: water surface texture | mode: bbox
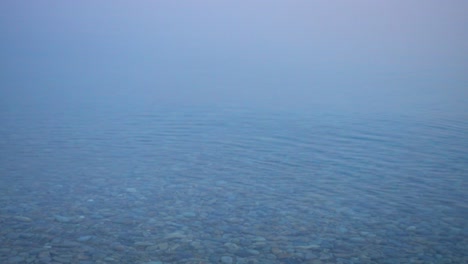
[0,106,467,263]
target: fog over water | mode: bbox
[0,2,467,263]
[1,1,467,114]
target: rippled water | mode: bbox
[1,106,467,263]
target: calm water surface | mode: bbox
[0,106,467,263]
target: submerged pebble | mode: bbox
[1,108,467,263]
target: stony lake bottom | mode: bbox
[0,106,467,264]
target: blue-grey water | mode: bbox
[0,106,467,264]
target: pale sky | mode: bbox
[1,1,467,113]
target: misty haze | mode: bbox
[1,1,467,263]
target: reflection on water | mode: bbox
[1,106,467,263]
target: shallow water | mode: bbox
[1,106,467,263]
